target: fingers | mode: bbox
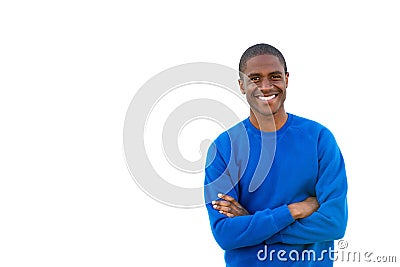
[218,210,235,218]
[218,193,235,202]
[214,206,237,218]
[212,200,236,217]
[211,193,250,217]
[218,193,242,209]
[212,200,241,215]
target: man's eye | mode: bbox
[250,77,260,81]
[271,75,282,80]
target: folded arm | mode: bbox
[204,141,294,250]
[266,129,348,244]
[211,129,348,246]
[205,141,320,250]
[210,193,320,249]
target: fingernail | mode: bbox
[213,205,217,209]
[218,193,223,198]
[219,210,223,213]
[212,201,216,205]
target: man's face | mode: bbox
[239,54,289,118]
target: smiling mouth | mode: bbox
[256,94,278,101]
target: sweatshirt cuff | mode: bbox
[272,204,295,232]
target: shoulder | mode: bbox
[288,113,337,144]
[290,113,332,134]
[205,119,249,165]
[213,118,249,146]
[290,113,325,130]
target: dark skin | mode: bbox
[212,193,319,219]
[239,54,289,132]
[212,54,320,219]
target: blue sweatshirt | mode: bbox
[204,113,348,266]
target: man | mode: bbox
[204,43,348,266]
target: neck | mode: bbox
[249,109,288,132]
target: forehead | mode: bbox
[243,54,284,75]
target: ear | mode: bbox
[285,72,289,88]
[238,79,246,94]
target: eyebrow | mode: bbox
[246,71,283,77]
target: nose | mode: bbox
[260,79,274,90]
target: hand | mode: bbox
[288,197,320,220]
[212,193,250,218]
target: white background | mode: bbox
[1,0,399,266]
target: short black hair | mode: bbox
[239,43,287,80]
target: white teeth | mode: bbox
[258,95,276,101]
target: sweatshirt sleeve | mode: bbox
[204,140,295,251]
[266,128,348,245]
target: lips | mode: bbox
[255,93,279,102]
[258,95,276,101]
